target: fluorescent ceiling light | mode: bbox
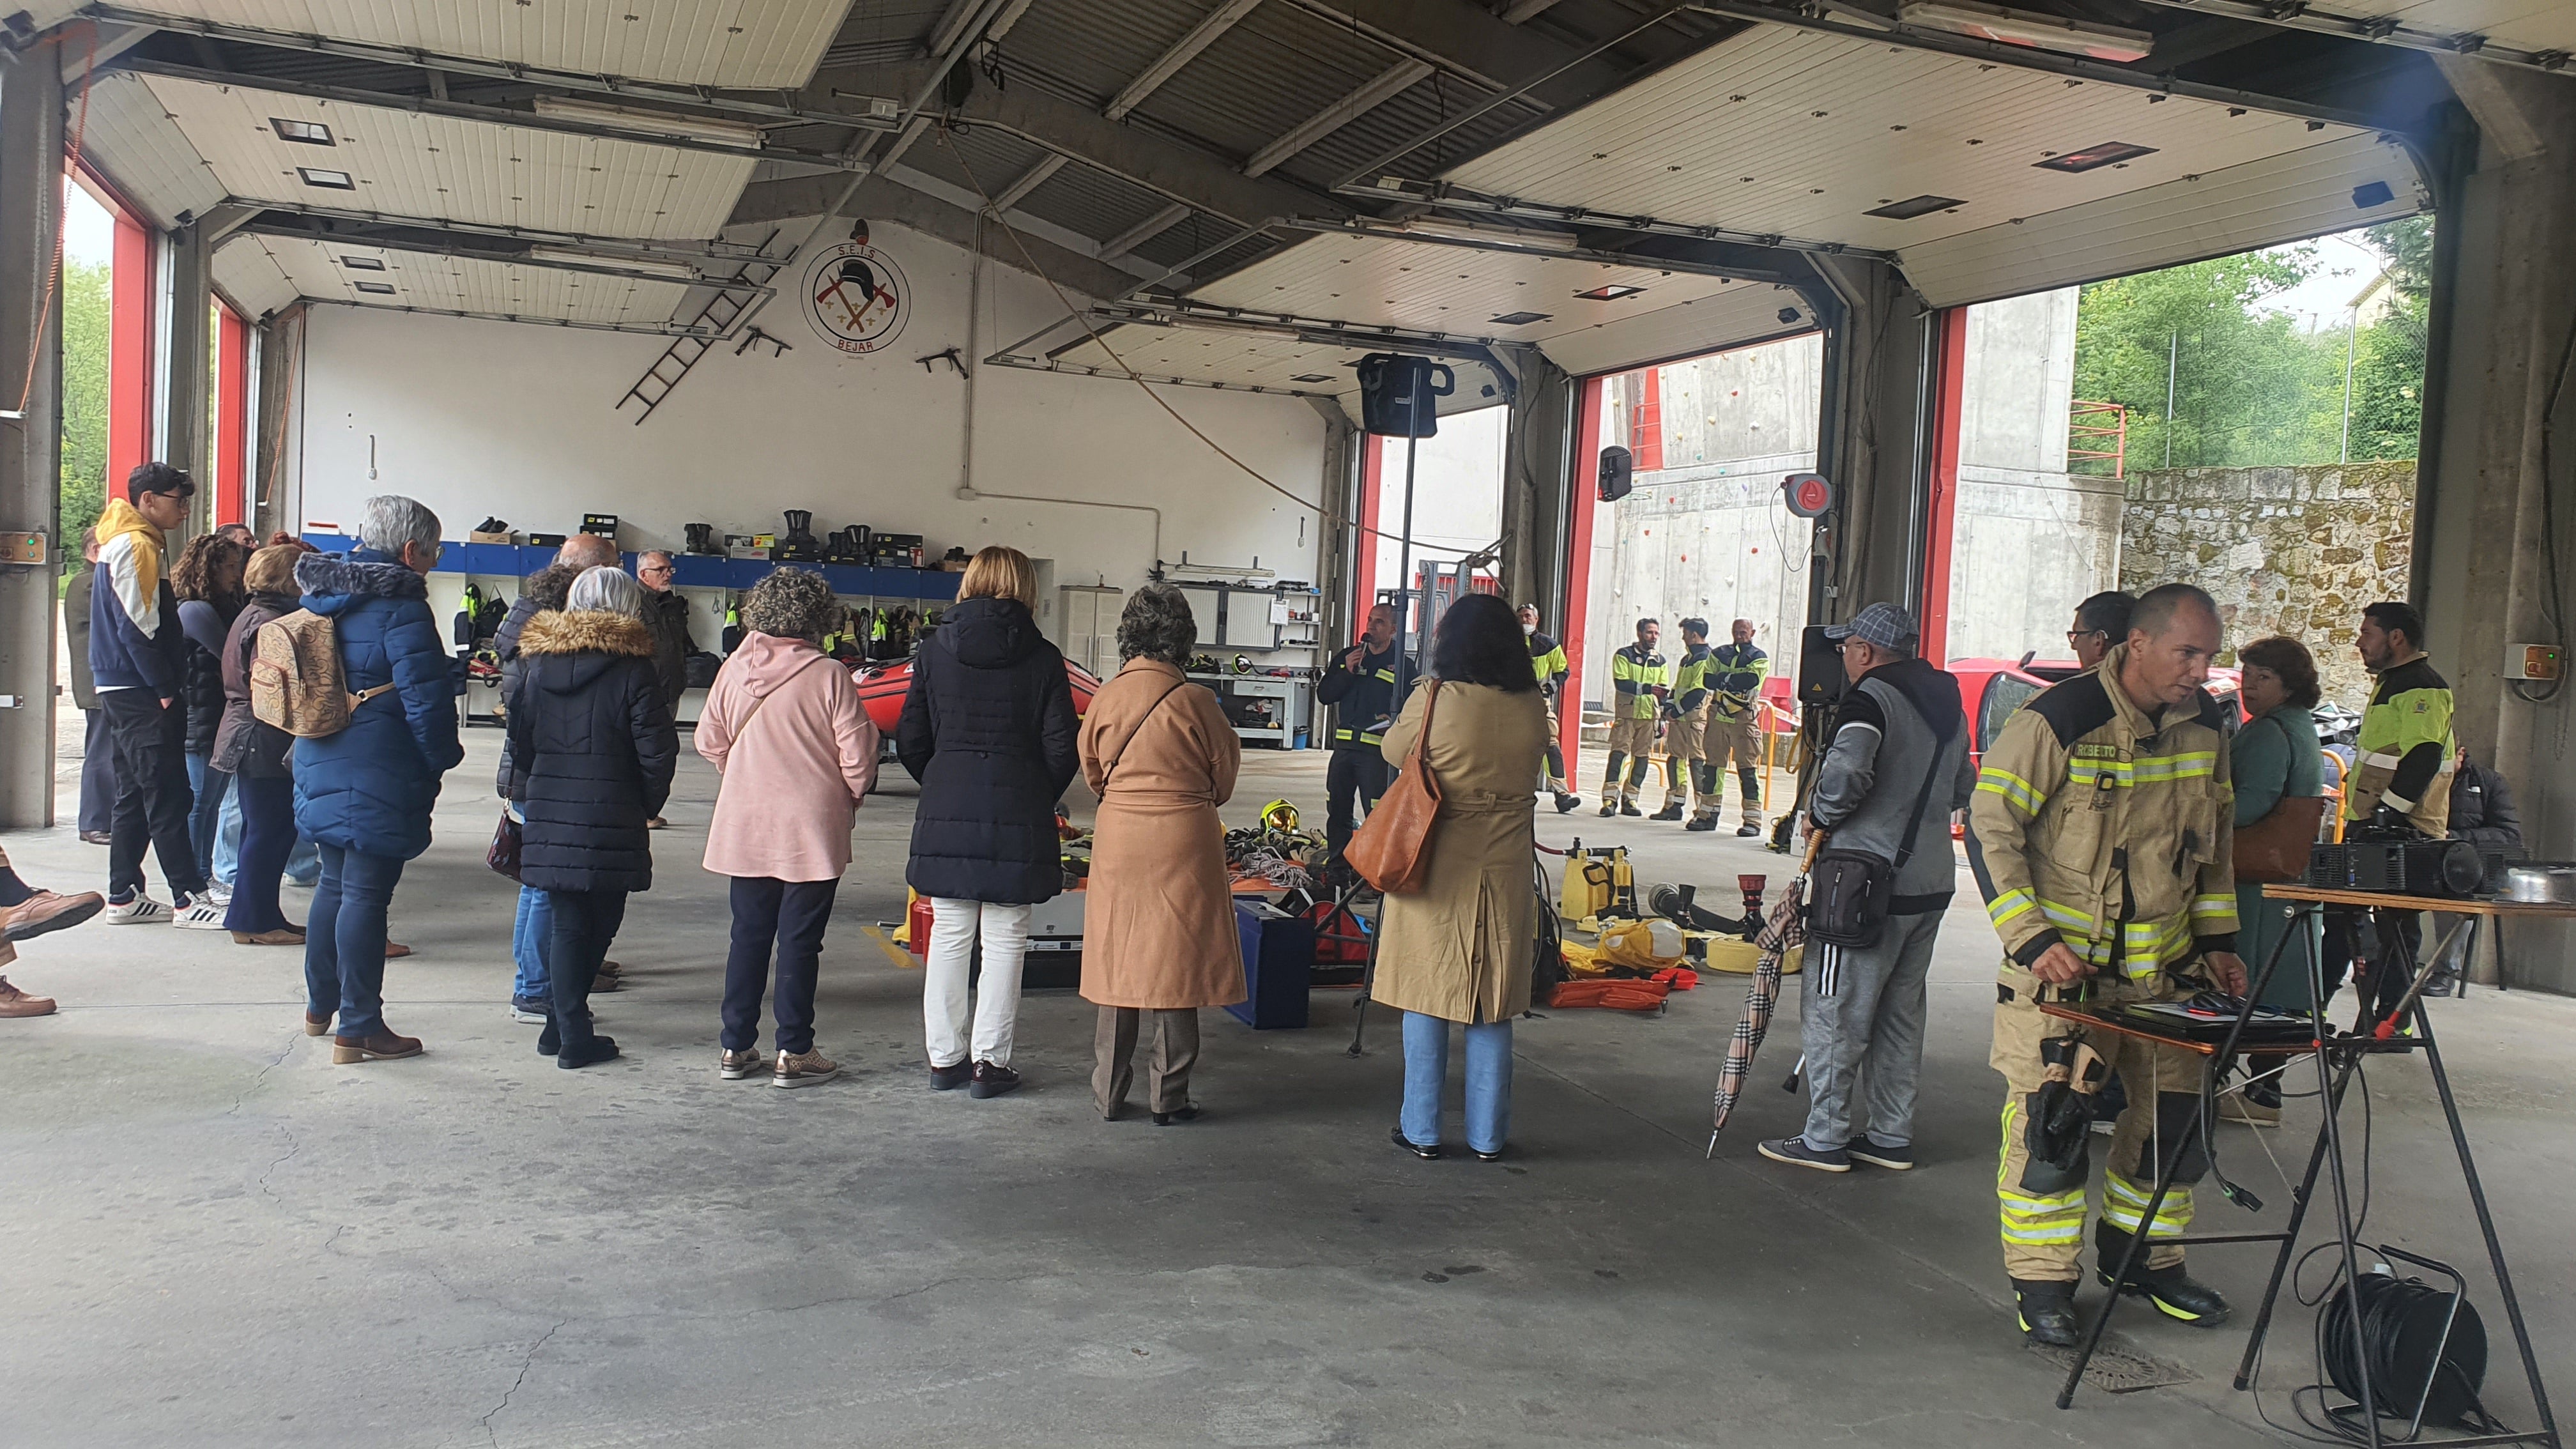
[526,246,700,281]
[1863,194,1964,220]
[339,254,387,270]
[1575,284,1644,302]
[1896,1,2152,62]
[2035,141,2159,173]
[528,96,763,150]
[270,118,334,146]
[298,167,357,190]
[352,280,396,295]
[1290,373,1337,383]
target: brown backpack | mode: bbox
[250,610,395,738]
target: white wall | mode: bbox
[1363,402,1506,601]
[285,218,1335,648]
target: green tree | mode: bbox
[59,258,109,560]
[2072,249,2349,470]
[2336,217,2430,461]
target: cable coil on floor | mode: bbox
[2316,1264,2492,1436]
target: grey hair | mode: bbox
[638,549,674,568]
[741,566,839,641]
[356,494,441,560]
[568,564,646,618]
[1117,583,1197,666]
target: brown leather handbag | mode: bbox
[1346,680,1442,893]
[2230,714,2327,884]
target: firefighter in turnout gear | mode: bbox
[1318,602,1406,869]
[1600,618,1669,816]
[1706,619,1770,836]
[1521,604,1581,813]
[1966,583,2250,1348]
[1659,620,1717,825]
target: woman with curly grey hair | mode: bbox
[697,567,880,1088]
[1075,583,1243,1123]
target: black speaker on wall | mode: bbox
[1598,445,1634,502]
[1799,624,1846,707]
[1354,353,1453,437]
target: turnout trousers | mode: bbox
[1602,716,1659,805]
[1992,966,2211,1283]
[1707,707,1765,829]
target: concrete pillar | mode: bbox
[161,219,210,526]
[2416,71,2576,990]
[0,56,66,827]
[1809,255,1937,627]
[1498,351,1576,625]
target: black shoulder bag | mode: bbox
[1807,726,1952,951]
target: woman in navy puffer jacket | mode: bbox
[898,546,1079,1099]
[293,496,463,1066]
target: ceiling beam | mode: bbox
[1107,0,1266,120]
[221,197,773,263]
[82,4,898,128]
[1276,0,1649,104]
[986,154,1068,213]
[957,80,1349,227]
[2142,15,2283,72]
[1100,203,1192,261]
[1275,216,1797,283]
[1498,0,1566,22]
[302,296,725,338]
[727,173,1146,300]
[1244,59,1432,177]
[105,56,869,171]
[227,224,769,291]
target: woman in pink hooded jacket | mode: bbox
[697,567,879,1089]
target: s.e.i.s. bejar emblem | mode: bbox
[802,241,909,355]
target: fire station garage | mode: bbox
[1,2,2573,1445]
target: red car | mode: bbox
[1948,654,2243,771]
[850,656,1104,740]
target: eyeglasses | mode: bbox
[640,565,674,576]
[2066,628,2106,647]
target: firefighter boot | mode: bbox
[1600,755,1626,817]
[2014,1278,2082,1348]
[2094,1221,2230,1327]
[1736,766,1764,837]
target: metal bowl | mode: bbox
[2501,864,2576,905]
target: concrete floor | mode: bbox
[4,726,2571,1448]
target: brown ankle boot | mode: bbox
[332,1031,423,1064]
[0,976,57,1018]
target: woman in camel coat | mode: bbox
[1374,593,1549,1162]
[1078,584,1243,1124]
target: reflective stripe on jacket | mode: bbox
[2349,653,2453,833]
[1672,643,1715,718]
[1610,644,1667,721]
[1966,646,2239,986]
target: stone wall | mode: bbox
[2119,462,2416,709]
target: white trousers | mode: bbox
[924,898,1031,1068]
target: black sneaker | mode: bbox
[1756,1135,1851,1172]
[2099,1261,2231,1326]
[1849,1140,1914,1170]
[968,1061,1022,1098]
[2014,1279,2082,1347]
[928,1061,972,1091]
[556,1035,620,1070]
[1390,1124,1441,1160]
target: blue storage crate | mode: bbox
[1227,900,1314,1030]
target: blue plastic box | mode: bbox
[1227,900,1315,1030]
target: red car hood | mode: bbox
[850,656,1102,736]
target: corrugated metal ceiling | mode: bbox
[78,73,229,231]
[2323,0,2576,54]
[1444,24,2378,259]
[218,233,696,326]
[32,0,858,88]
[142,72,755,240]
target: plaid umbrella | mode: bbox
[1708,836,1823,1157]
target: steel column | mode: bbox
[213,305,250,527]
[0,54,66,827]
[1561,374,1606,769]
[1917,307,1967,663]
[161,219,211,520]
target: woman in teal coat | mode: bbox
[2231,635,2326,1121]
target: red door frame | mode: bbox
[213,305,250,526]
[1353,432,1384,631]
[1917,307,1968,665]
[1560,375,1607,773]
[84,170,156,503]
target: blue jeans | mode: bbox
[1400,1011,1514,1155]
[212,781,241,886]
[512,885,553,1009]
[223,774,298,935]
[183,752,231,882]
[303,844,406,1039]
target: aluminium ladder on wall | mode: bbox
[615,229,785,425]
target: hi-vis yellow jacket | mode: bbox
[1966,647,2239,988]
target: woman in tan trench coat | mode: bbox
[1375,594,1549,1162]
[1078,585,1245,1124]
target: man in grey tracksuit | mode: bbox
[1760,602,1975,1174]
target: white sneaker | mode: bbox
[202,883,233,907]
[172,895,228,930]
[106,894,172,924]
